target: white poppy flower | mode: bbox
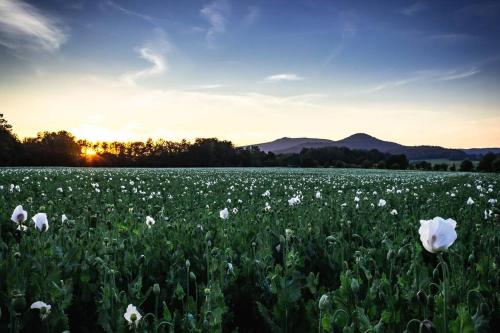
[32,213,49,232]
[11,205,28,224]
[418,217,457,253]
[466,197,474,205]
[124,304,142,327]
[220,208,229,220]
[31,301,51,319]
[315,191,321,199]
[390,209,398,216]
[288,196,301,206]
[145,216,155,228]
[378,199,386,207]
[61,214,68,223]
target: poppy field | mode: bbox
[0,167,499,332]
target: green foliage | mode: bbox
[0,168,498,331]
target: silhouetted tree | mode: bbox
[477,152,496,172]
[492,156,500,173]
[0,114,20,165]
[460,159,474,172]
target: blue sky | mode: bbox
[0,0,499,147]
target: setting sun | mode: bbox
[81,147,97,157]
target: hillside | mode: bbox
[247,133,488,160]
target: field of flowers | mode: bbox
[0,167,499,332]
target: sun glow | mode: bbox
[81,147,97,157]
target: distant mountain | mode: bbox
[460,148,500,156]
[247,133,495,160]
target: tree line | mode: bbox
[1,114,498,171]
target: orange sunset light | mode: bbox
[81,147,97,157]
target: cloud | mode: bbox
[322,11,357,67]
[433,68,480,81]
[265,73,305,82]
[427,33,478,43]
[197,84,222,89]
[200,0,230,45]
[242,6,260,26]
[360,68,480,94]
[104,0,155,24]
[0,0,67,53]
[400,1,428,16]
[120,30,170,85]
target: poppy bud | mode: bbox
[190,272,196,280]
[279,235,286,244]
[420,319,435,332]
[153,283,160,295]
[90,215,97,228]
[318,294,330,311]
[185,259,190,268]
[12,294,26,313]
[468,253,475,264]
[433,267,439,280]
[351,278,360,293]
[387,249,395,261]
[417,290,427,305]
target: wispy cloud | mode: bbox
[265,73,305,82]
[0,0,67,53]
[197,84,222,89]
[104,0,155,24]
[433,68,480,81]
[322,11,357,67]
[200,0,230,46]
[427,33,478,43]
[242,6,260,27]
[361,68,480,94]
[121,29,170,86]
[400,1,428,16]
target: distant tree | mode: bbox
[492,156,500,173]
[22,131,81,166]
[477,152,496,172]
[449,164,456,171]
[0,114,20,165]
[385,154,409,169]
[460,159,474,172]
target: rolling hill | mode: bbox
[248,133,498,160]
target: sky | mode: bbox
[0,0,499,148]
